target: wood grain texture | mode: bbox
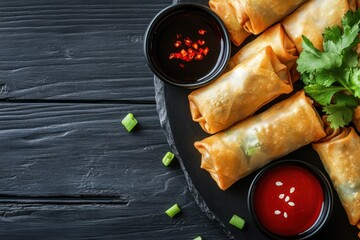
[0,102,226,239]
[0,0,170,101]
[0,0,228,239]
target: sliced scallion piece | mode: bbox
[229,214,245,229]
[193,236,202,240]
[162,152,175,166]
[165,203,181,218]
[121,113,138,132]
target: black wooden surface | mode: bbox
[0,1,227,239]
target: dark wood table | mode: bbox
[0,0,227,239]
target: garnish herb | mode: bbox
[165,204,181,218]
[121,113,138,132]
[162,152,175,166]
[296,9,360,129]
[229,214,246,230]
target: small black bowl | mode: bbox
[247,160,333,240]
[144,3,231,89]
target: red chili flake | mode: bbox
[180,49,188,57]
[203,47,209,56]
[198,29,206,35]
[197,39,205,45]
[169,53,175,60]
[184,37,192,47]
[192,42,199,50]
[174,40,182,48]
[194,54,203,60]
[188,52,195,60]
[169,31,209,67]
[183,56,191,62]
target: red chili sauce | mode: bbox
[253,165,324,236]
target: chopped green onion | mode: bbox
[162,151,175,166]
[121,113,138,132]
[193,236,202,240]
[165,204,181,218]
[229,214,245,229]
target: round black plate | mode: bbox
[154,0,359,239]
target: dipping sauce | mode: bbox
[253,164,324,236]
[150,8,225,83]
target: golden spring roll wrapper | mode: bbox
[313,126,360,227]
[209,0,307,46]
[239,0,308,35]
[188,46,292,134]
[226,23,299,81]
[194,91,325,190]
[209,0,250,46]
[282,0,357,53]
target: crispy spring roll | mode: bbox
[282,0,357,52]
[209,0,251,46]
[195,91,325,190]
[226,24,299,80]
[312,124,360,231]
[209,0,308,46]
[189,46,292,134]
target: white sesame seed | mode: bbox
[284,212,288,218]
[274,210,281,215]
[275,181,283,186]
[285,196,290,202]
[288,202,295,206]
[290,187,295,193]
[279,194,285,199]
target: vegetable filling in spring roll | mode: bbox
[194,91,325,190]
[189,46,292,134]
[209,0,308,46]
[312,124,360,231]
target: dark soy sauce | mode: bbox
[151,9,224,83]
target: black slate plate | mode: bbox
[154,0,359,239]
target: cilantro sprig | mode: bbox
[297,9,360,129]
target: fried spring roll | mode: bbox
[282,0,357,52]
[209,0,308,46]
[195,91,325,190]
[312,124,360,231]
[188,46,292,134]
[226,23,299,80]
[209,0,251,46]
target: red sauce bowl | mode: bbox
[248,160,333,240]
[144,3,231,88]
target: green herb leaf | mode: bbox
[323,26,342,53]
[304,85,345,105]
[333,93,359,107]
[348,68,360,98]
[323,104,354,129]
[297,40,342,74]
[297,9,360,129]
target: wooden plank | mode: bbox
[0,0,171,101]
[0,102,226,239]
[0,102,166,196]
[0,202,226,240]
